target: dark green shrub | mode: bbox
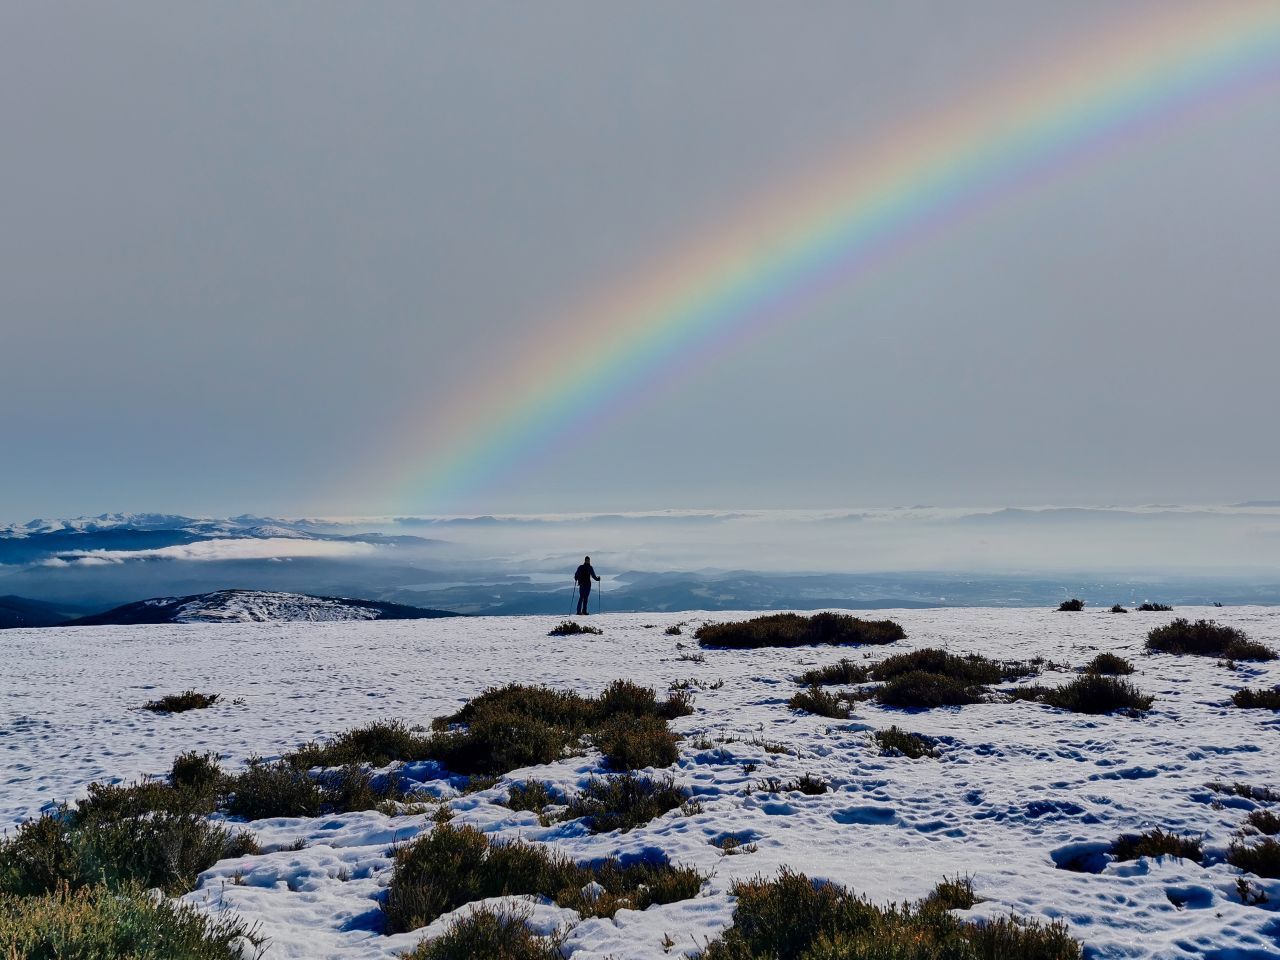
[224,759,324,820]
[871,649,1027,685]
[548,621,601,636]
[143,690,220,713]
[665,624,683,636]
[0,882,263,960]
[788,686,852,719]
[1111,829,1203,863]
[1208,782,1280,802]
[1227,837,1280,878]
[401,906,564,960]
[561,773,688,833]
[425,681,688,777]
[1012,675,1153,714]
[696,612,904,650]
[1082,653,1134,675]
[1245,810,1280,835]
[1057,599,1084,612]
[795,660,870,686]
[875,671,987,708]
[1110,605,1129,614]
[73,778,214,822]
[792,774,828,795]
[383,821,703,933]
[1146,619,1275,660]
[1137,602,1173,612]
[505,780,555,813]
[427,710,577,777]
[700,868,1080,960]
[0,810,253,897]
[1232,687,1280,709]
[592,715,680,770]
[873,727,937,759]
[171,752,225,793]
[287,720,433,769]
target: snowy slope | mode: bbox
[65,590,457,625]
[1,607,1278,959]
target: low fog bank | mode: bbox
[3,504,1279,617]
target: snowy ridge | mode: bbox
[166,590,383,623]
[65,590,456,626]
[2,607,1278,958]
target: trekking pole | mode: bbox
[570,583,577,616]
[598,579,603,615]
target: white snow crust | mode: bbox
[2,607,1278,959]
[163,590,385,623]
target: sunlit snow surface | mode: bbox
[2,608,1279,959]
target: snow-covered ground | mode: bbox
[143,590,386,623]
[2,607,1278,959]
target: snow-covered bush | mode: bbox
[382,821,703,934]
[561,772,688,833]
[1110,828,1203,863]
[1228,836,1280,879]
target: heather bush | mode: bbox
[383,821,703,933]
[696,612,904,650]
[699,868,1080,960]
[143,690,220,713]
[1227,837,1280,879]
[1146,619,1275,660]
[1082,653,1134,676]
[873,726,937,759]
[1232,687,1280,709]
[795,659,870,686]
[1137,602,1173,612]
[1110,829,1203,863]
[548,621,601,636]
[401,906,564,960]
[561,773,688,833]
[788,686,853,719]
[1010,675,1153,714]
[1057,599,1084,612]
[0,882,263,960]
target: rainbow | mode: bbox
[384,4,1280,511]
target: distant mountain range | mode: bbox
[52,590,459,627]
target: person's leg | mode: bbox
[577,585,588,615]
[580,585,591,615]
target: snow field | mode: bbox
[2,607,1279,958]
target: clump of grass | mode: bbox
[791,774,828,795]
[548,621,601,636]
[1010,674,1153,714]
[795,659,870,686]
[788,685,853,719]
[1146,619,1275,660]
[505,780,555,813]
[561,773,688,834]
[873,726,937,759]
[1110,829,1203,863]
[1245,810,1280,836]
[665,624,683,636]
[0,882,263,960]
[1227,837,1280,879]
[1110,604,1129,614]
[699,868,1080,960]
[382,821,704,933]
[1082,653,1134,675]
[286,720,433,769]
[926,874,979,910]
[142,690,220,713]
[1232,687,1280,709]
[402,906,564,960]
[1137,602,1173,612]
[0,809,255,897]
[696,612,904,650]
[1057,599,1085,612]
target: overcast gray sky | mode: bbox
[3,2,1278,519]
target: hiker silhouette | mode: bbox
[573,556,600,615]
